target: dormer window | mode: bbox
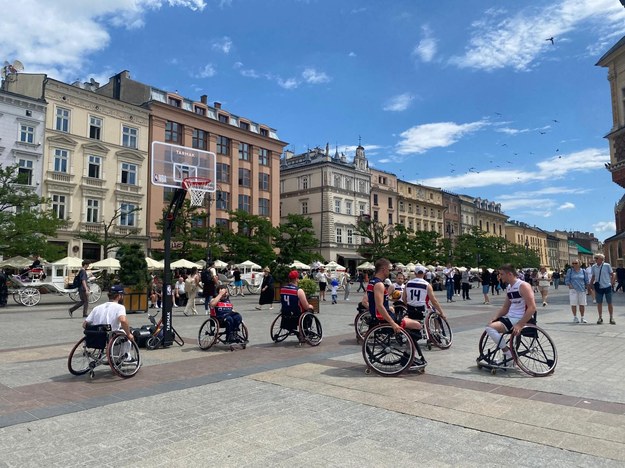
[168,97,181,107]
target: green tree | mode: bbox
[76,206,142,258]
[453,228,540,268]
[355,218,388,261]
[221,210,276,266]
[117,243,150,289]
[0,164,66,259]
[273,213,321,264]
[154,200,208,260]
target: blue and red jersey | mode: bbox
[367,277,390,320]
[212,301,234,318]
[280,284,303,314]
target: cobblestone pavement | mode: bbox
[0,285,624,466]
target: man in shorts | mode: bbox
[484,263,537,367]
[590,253,615,324]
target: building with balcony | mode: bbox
[0,87,46,196]
[442,191,461,243]
[396,181,445,235]
[96,70,287,255]
[474,198,508,237]
[4,73,150,260]
[279,144,369,271]
[505,221,548,267]
[370,168,397,228]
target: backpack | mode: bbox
[72,271,82,289]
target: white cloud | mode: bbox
[383,93,415,112]
[277,77,299,89]
[594,221,616,233]
[396,120,488,155]
[0,0,206,81]
[536,148,608,176]
[412,25,437,63]
[450,0,625,71]
[558,202,575,210]
[302,68,331,84]
[196,63,216,78]
[212,36,233,54]
[348,52,357,57]
[495,126,530,135]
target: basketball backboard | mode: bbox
[151,141,216,191]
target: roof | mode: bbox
[596,35,625,66]
[568,240,592,255]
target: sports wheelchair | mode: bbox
[67,325,141,379]
[476,316,557,377]
[198,311,249,351]
[270,309,322,346]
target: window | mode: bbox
[345,200,352,215]
[88,155,101,178]
[240,121,249,130]
[239,142,250,161]
[260,128,268,137]
[165,121,182,143]
[218,114,229,123]
[388,197,393,209]
[238,194,250,213]
[52,194,66,220]
[238,168,250,187]
[334,174,342,188]
[359,203,366,215]
[192,129,207,150]
[486,221,490,232]
[119,203,137,226]
[17,159,33,185]
[388,213,393,225]
[121,162,137,185]
[216,163,230,183]
[336,227,343,244]
[86,199,100,223]
[216,191,229,210]
[55,107,70,132]
[399,201,404,212]
[194,106,206,116]
[373,194,378,206]
[259,172,270,191]
[301,201,308,214]
[373,211,378,221]
[89,116,102,140]
[19,124,35,143]
[347,229,353,244]
[259,198,270,216]
[122,125,138,149]
[54,149,68,172]
[334,199,341,213]
[301,176,309,190]
[215,218,230,232]
[259,148,270,166]
[345,179,352,191]
[217,135,230,155]
[168,97,181,107]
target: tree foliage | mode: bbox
[117,243,150,289]
[76,206,142,258]
[452,228,540,268]
[273,213,321,264]
[355,218,388,261]
[154,200,209,260]
[220,210,276,266]
[0,164,66,259]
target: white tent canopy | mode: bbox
[237,260,262,270]
[213,259,228,268]
[0,255,35,269]
[145,257,164,270]
[356,261,374,270]
[52,256,84,268]
[170,259,202,269]
[289,260,310,270]
[90,258,121,271]
[324,261,345,270]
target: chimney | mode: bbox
[200,94,207,104]
[214,101,221,109]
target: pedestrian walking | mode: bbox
[565,260,588,323]
[590,254,615,324]
[537,266,551,306]
[461,267,471,300]
[69,260,91,318]
[343,272,351,301]
[184,267,200,316]
[256,267,274,310]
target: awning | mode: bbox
[337,254,364,261]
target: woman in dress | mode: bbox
[256,267,274,310]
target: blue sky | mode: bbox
[3,0,625,240]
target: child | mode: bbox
[331,277,339,304]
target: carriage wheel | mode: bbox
[12,291,21,304]
[88,283,102,303]
[20,287,40,306]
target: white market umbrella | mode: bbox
[52,256,84,268]
[289,260,310,270]
[357,261,374,270]
[394,262,405,269]
[145,257,164,270]
[213,259,228,268]
[0,255,35,269]
[196,259,206,268]
[405,262,416,271]
[171,259,202,269]
[90,257,121,271]
[324,261,344,270]
[237,260,262,270]
[426,265,436,272]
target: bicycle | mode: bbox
[145,310,185,349]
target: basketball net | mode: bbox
[182,177,212,206]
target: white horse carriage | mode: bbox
[8,256,102,307]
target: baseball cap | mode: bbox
[288,270,299,280]
[414,265,427,274]
[110,284,125,294]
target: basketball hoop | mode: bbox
[182,177,212,206]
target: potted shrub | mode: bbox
[117,243,150,313]
[270,262,292,302]
[298,277,320,314]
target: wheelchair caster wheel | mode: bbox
[477,363,482,369]
[365,368,371,374]
[491,368,497,375]
[427,343,432,351]
[90,371,95,379]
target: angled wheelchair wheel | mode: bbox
[68,337,103,376]
[238,322,249,344]
[512,324,557,377]
[425,313,453,349]
[362,324,415,376]
[477,330,507,368]
[198,317,219,350]
[87,283,102,303]
[354,310,372,343]
[270,313,291,342]
[20,287,40,306]
[107,332,141,378]
[299,312,322,346]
